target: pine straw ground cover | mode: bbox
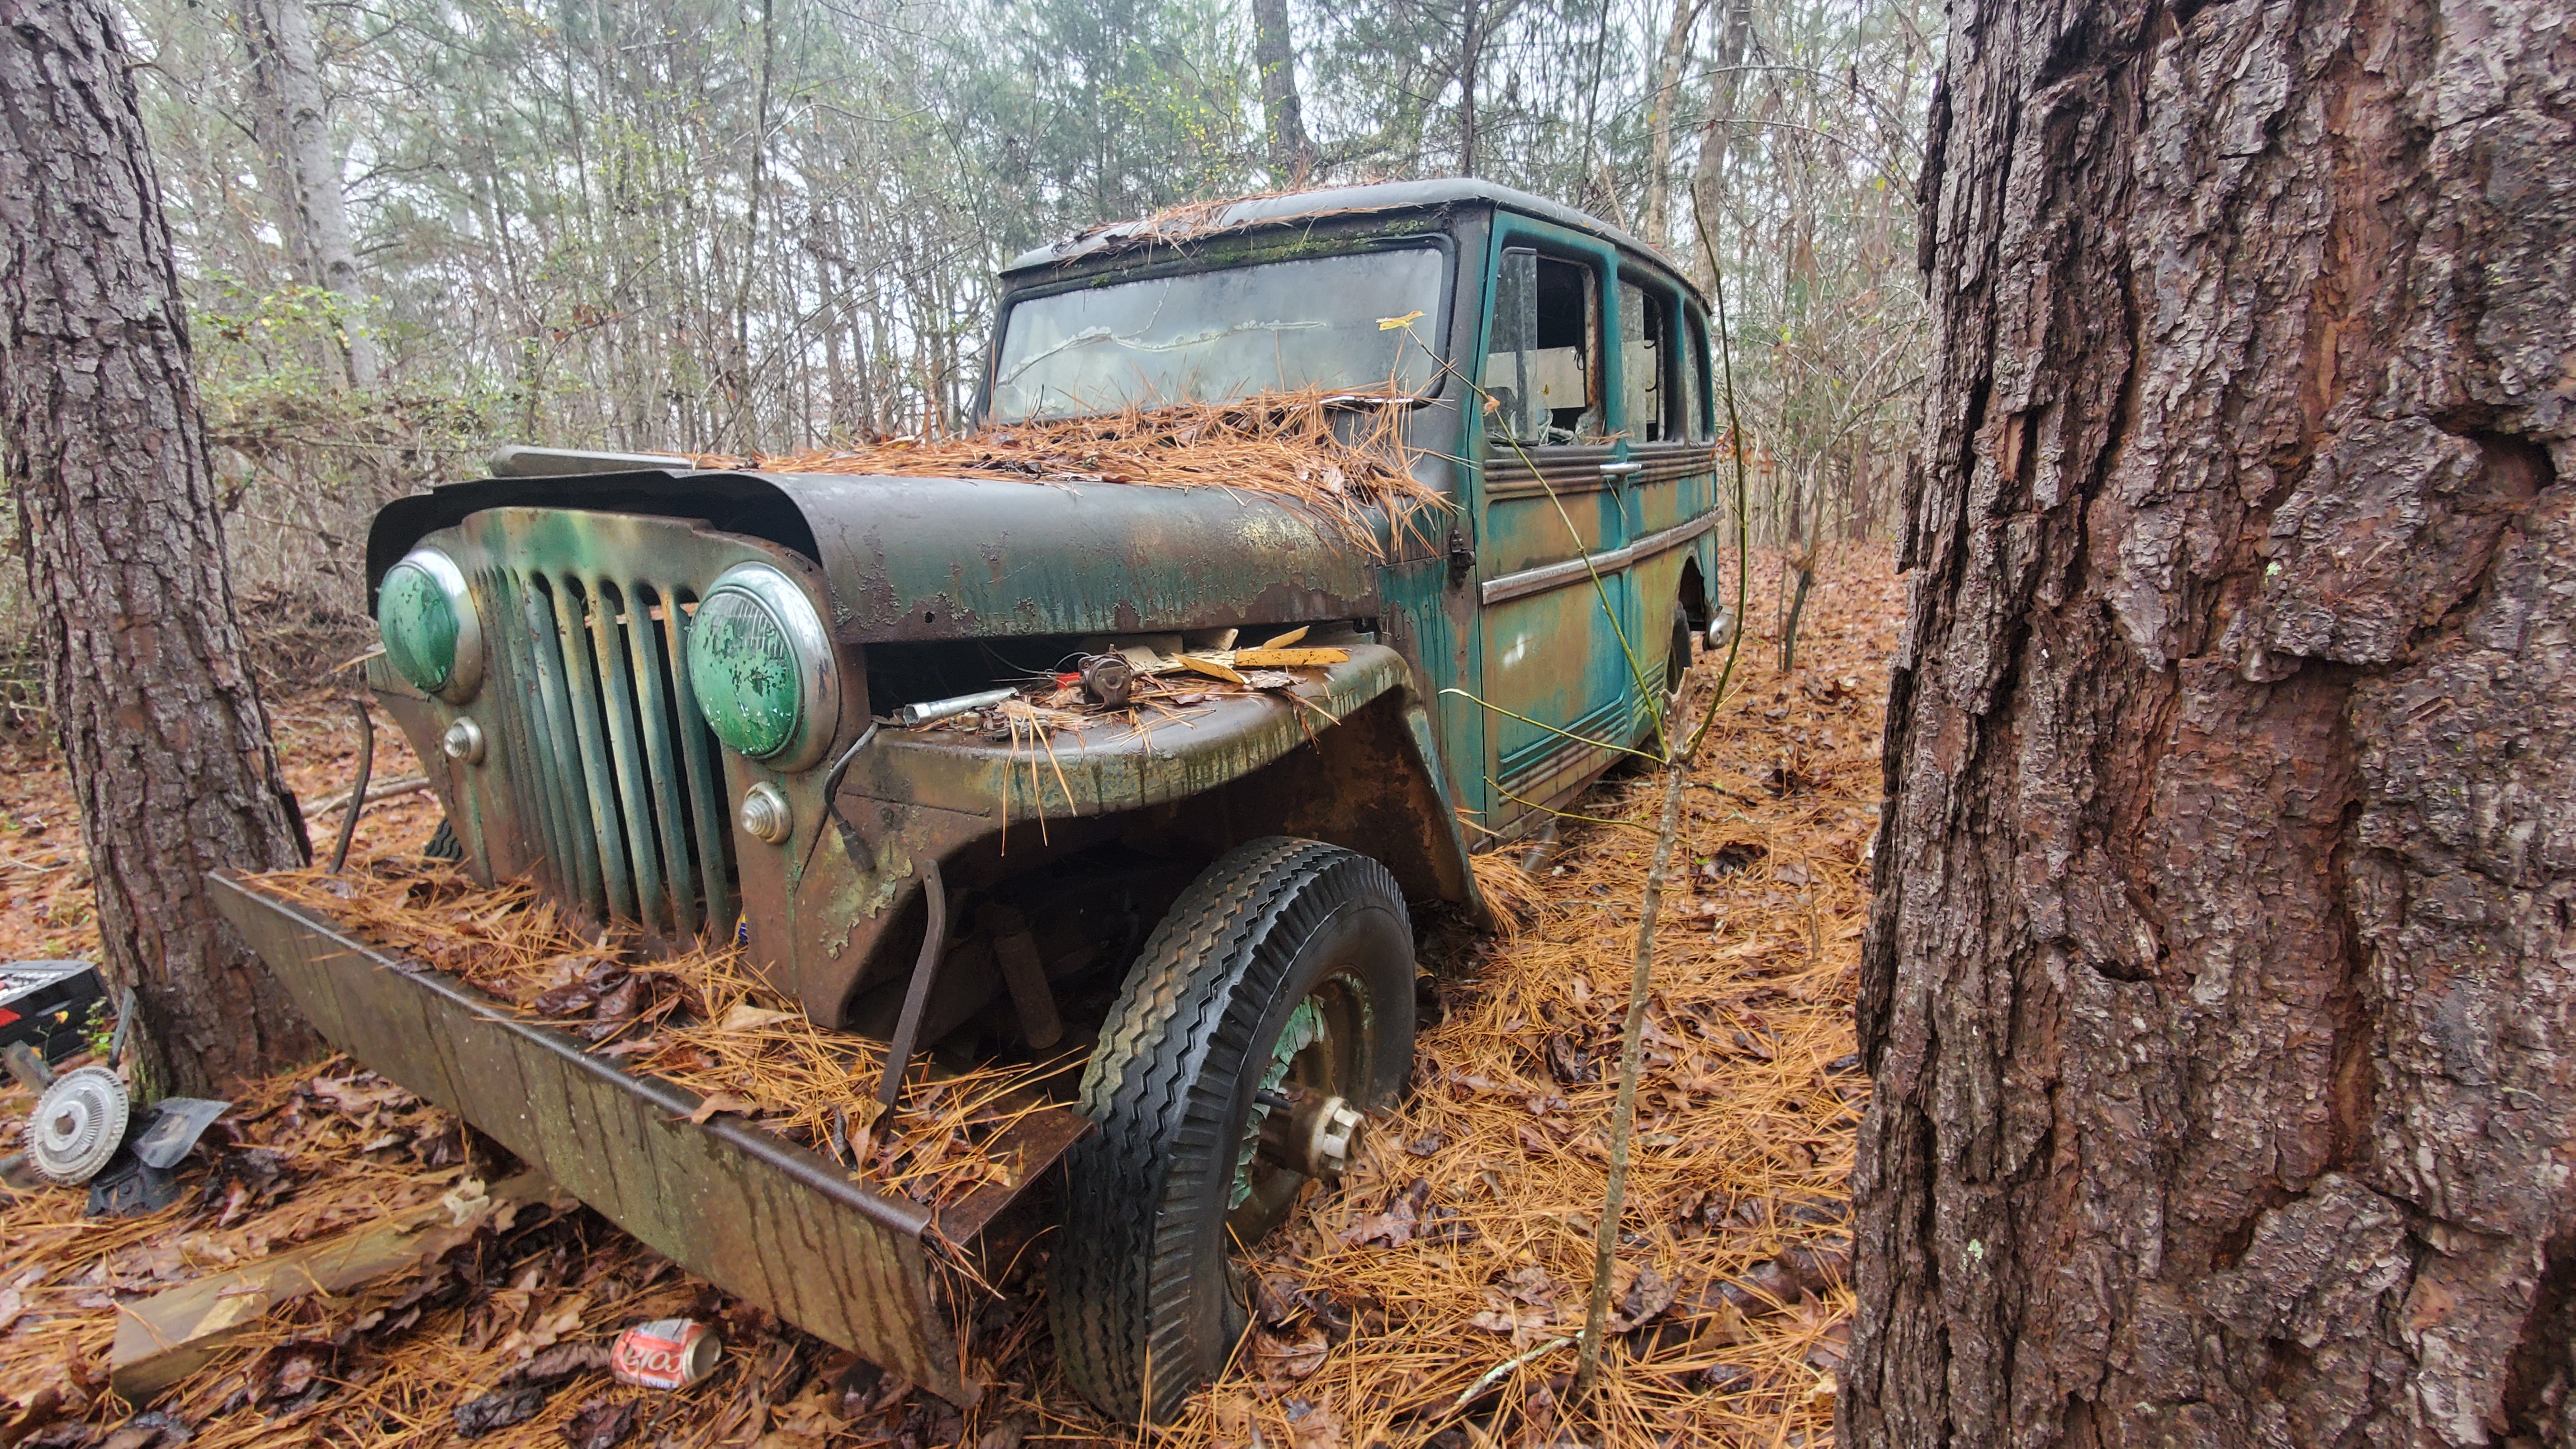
[1,544,1899,1448]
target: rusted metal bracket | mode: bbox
[987,907,1063,1051]
[327,699,373,874]
[876,856,948,1118]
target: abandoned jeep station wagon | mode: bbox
[221,180,1729,1419]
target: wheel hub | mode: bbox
[1259,1091,1363,1178]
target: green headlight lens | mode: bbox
[688,588,803,759]
[380,560,461,694]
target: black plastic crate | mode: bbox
[0,961,105,1064]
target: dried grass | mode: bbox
[2,544,1900,1448]
[705,389,1449,555]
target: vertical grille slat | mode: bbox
[661,590,737,935]
[482,571,572,892]
[549,577,639,921]
[584,579,671,934]
[622,585,703,939]
[515,571,607,913]
[475,555,737,947]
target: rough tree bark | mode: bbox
[1845,1,2576,1446]
[234,0,377,388]
[1,0,321,1095]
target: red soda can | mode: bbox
[610,1318,722,1389]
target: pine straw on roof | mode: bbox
[703,390,1449,556]
[3,545,1897,1449]
[1053,186,1407,252]
[246,863,1069,1213]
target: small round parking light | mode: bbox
[441,717,487,765]
[738,782,792,844]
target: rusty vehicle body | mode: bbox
[217,179,1728,1418]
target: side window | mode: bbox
[1485,247,1603,444]
[1618,279,1677,443]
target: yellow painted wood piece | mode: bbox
[1231,647,1349,668]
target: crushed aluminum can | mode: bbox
[610,1318,722,1389]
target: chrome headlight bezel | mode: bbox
[686,562,840,772]
[378,547,484,703]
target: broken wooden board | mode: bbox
[1230,647,1349,669]
[109,1169,558,1403]
[1172,654,1249,685]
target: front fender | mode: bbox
[741,643,1485,1024]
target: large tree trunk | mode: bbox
[1,0,321,1096]
[1845,1,2576,1446]
[234,0,377,388]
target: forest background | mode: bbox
[0,0,1934,716]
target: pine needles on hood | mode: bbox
[706,389,1449,556]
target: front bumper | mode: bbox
[209,871,1088,1405]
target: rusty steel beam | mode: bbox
[210,872,1091,1405]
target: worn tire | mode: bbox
[424,817,465,861]
[1049,837,1415,1421]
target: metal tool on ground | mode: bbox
[88,1093,235,1215]
[30,1064,127,1186]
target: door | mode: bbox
[1615,272,1721,716]
[1472,240,1637,835]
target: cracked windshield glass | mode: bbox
[989,247,1446,420]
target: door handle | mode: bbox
[1598,462,1643,478]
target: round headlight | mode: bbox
[378,548,482,702]
[686,563,838,770]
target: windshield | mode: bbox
[990,248,1447,422]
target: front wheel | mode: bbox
[1049,837,1416,1420]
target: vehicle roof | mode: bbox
[1002,178,1706,306]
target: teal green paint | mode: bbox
[1231,995,1325,1210]
[378,561,459,693]
[688,588,802,759]
[1380,555,1481,818]
[1476,215,1640,806]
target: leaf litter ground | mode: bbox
[0,545,1900,1448]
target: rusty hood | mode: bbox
[368,466,1385,643]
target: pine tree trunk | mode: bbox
[1845,1,2576,1445]
[0,0,321,1096]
